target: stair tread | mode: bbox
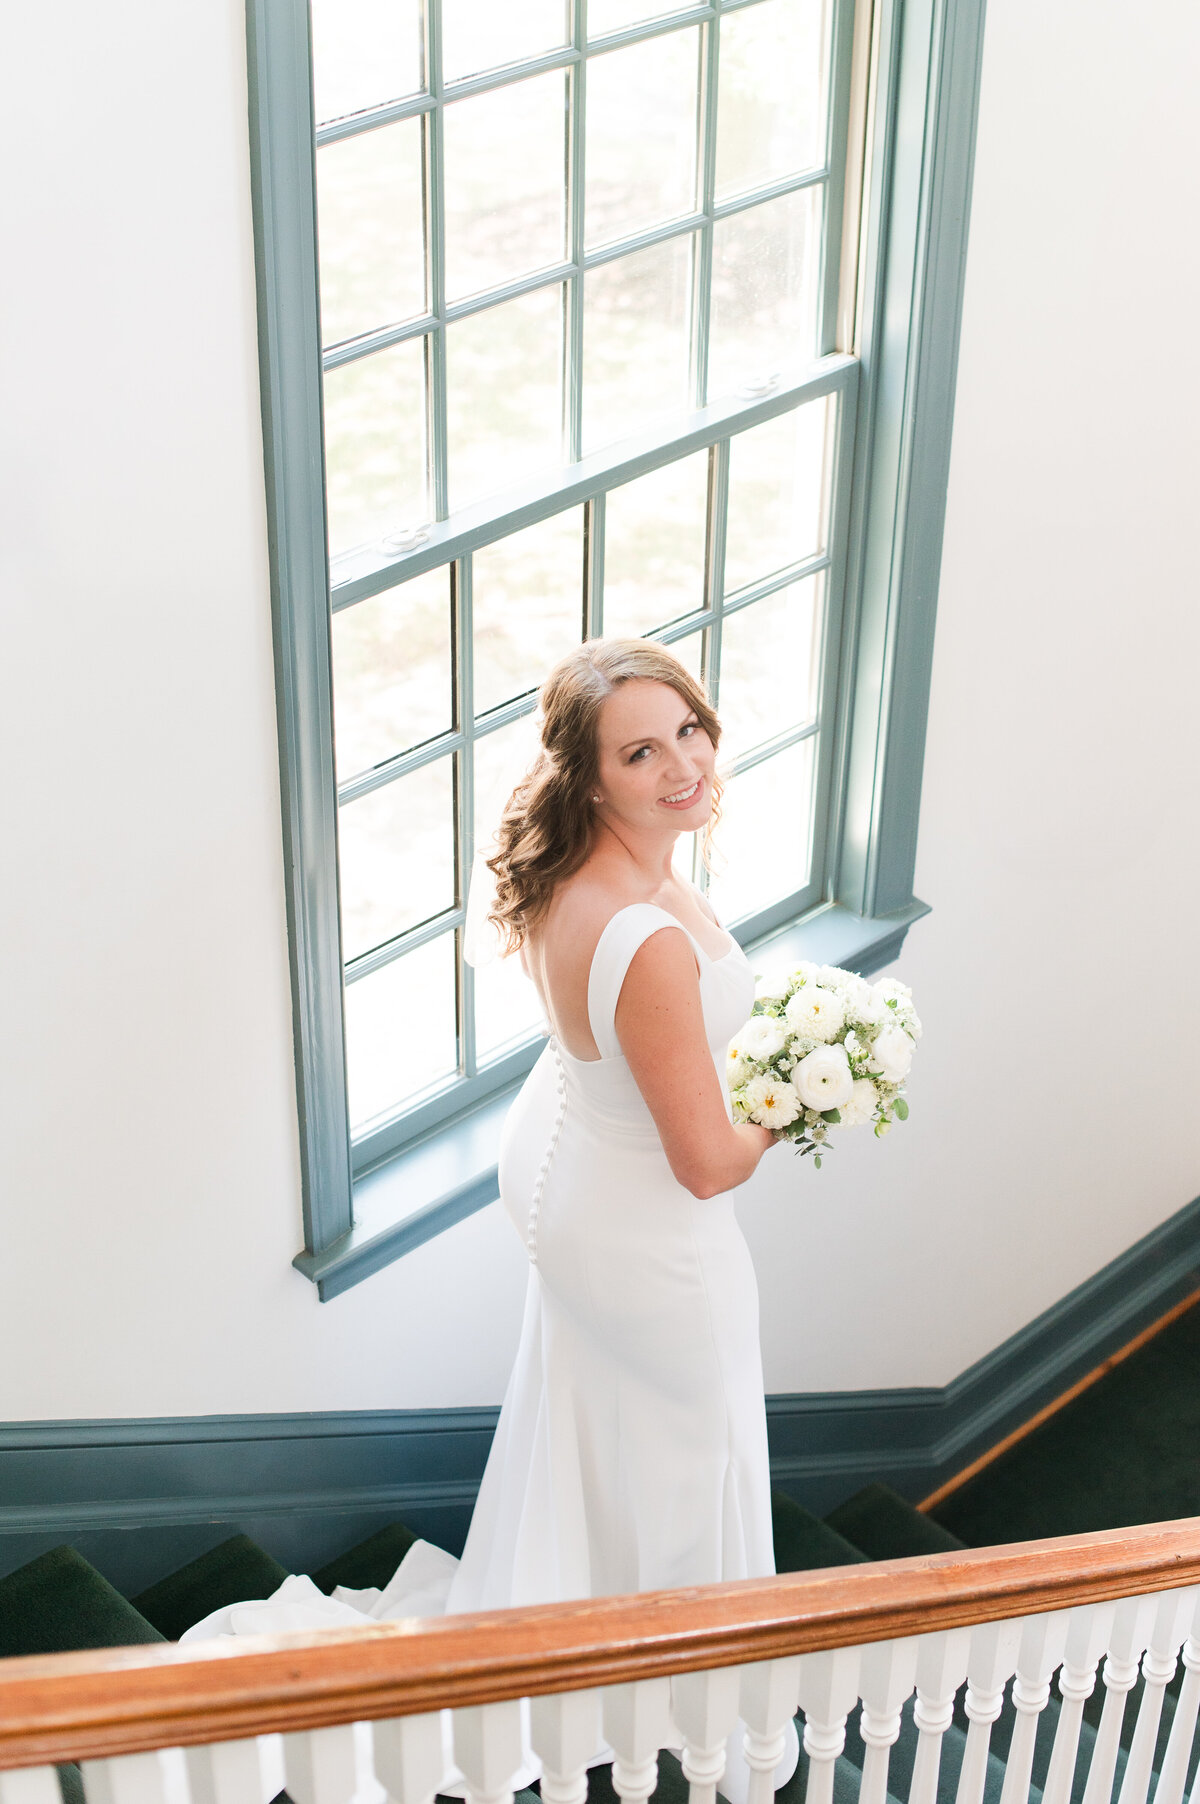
[313,1519,418,1596]
[825,1483,967,1562]
[130,1534,290,1641]
[773,1489,868,1573]
[0,1545,165,1658]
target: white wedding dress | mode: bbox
[183,898,795,1797]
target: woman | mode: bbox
[448,637,782,1614]
[183,639,794,1794]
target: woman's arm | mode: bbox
[614,926,776,1199]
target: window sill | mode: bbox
[294,896,930,1299]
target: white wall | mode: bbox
[1,0,1196,1421]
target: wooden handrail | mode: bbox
[1,1519,1199,1769]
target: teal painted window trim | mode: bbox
[247,0,986,1295]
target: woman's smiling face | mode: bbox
[593,678,717,833]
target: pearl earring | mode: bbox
[592,794,601,804]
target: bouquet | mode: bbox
[727,962,921,1167]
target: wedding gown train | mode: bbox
[182,900,798,1800]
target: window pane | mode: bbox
[446,286,565,511]
[724,397,829,593]
[317,120,425,347]
[602,452,708,638]
[473,513,584,716]
[331,569,452,779]
[324,339,428,559]
[583,235,693,455]
[346,935,458,1132]
[588,0,680,35]
[715,0,827,202]
[717,576,822,761]
[707,738,815,923]
[444,72,568,303]
[585,30,700,248]
[339,760,455,961]
[475,951,546,1063]
[443,0,568,81]
[474,712,541,854]
[708,186,822,401]
[666,629,706,684]
[311,0,423,125]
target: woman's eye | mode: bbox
[628,746,650,763]
[679,722,697,738]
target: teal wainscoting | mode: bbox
[3,1195,1197,1596]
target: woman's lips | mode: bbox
[658,776,704,809]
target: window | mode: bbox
[246,0,986,1296]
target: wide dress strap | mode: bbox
[586,904,699,1062]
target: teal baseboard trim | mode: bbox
[4,1194,1197,1597]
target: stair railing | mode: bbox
[2,1520,1200,1804]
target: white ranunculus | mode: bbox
[740,1073,802,1130]
[869,1024,915,1082]
[793,1042,854,1111]
[755,968,792,1002]
[784,985,846,1044]
[735,1015,790,1061]
[835,1077,880,1129]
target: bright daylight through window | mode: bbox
[314,0,859,1169]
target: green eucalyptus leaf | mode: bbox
[894,1097,909,1120]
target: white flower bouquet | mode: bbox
[727,962,921,1168]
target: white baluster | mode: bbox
[671,1667,742,1804]
[283,1727,360,1804]
[738,1657,803,1804]
[1041,1603,1117,1804]
[602,1677,674,1804]
[452,1701,527,1804]
[1118,1591,1197,1804]
[81,1750,186,1804]
[996,1611,1072,1804]
[0,1768,65,1804]
[185,1739,273,1804]
[956,1619,1023,1804]
[1081,1596,1157,1804]
[910,1629,972,1804]
[1153,1594,1200,1804]
[858,1638,919,1804]
[373,1710,450,1804]
[530,1689,603,1804]
[795,1646,863,1804]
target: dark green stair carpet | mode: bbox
[772,1489,867,1572]
[933,1301,1200,1546]
[0,1546,164,1658]
[314,1519,417,1595]
[828,1484,966,1561]
[131,1534,289,1641]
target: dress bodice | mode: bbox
[546,902,756,1142]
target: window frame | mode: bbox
[246,0,986,1297]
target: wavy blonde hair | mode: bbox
[487,638,724,952]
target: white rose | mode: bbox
[740,1073,802,1129]
[869,1024,915,1082]
[834,1077,880,1129]
[735,1015,790,1061]
[754,969,792,1003]
[784,985,846,1044]
[793,1042,854,1111]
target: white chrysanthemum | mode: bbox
[869,1024,915,1082]
[726,1050,755,1089]
[740,1073,802,1129]
[835,1077,880,1129]
[793,1042,854,1111]
[784,984,846,1044]
[754,968,792,1003]
[736,1015,790,1061]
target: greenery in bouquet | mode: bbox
[727,963,921,1168]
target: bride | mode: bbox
[184,638,795,1795]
